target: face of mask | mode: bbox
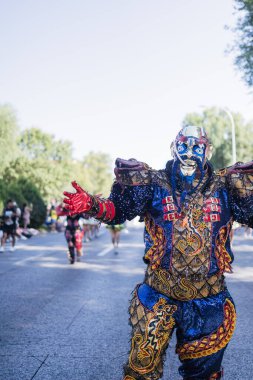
[172,126,212,177]
[176,138,206,176]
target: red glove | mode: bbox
[62,181,115,222]
[63,181,94,215]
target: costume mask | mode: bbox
[171,125,212,177]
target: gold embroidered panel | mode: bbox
[176,299,236,360]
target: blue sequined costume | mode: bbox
[107,157,253,380]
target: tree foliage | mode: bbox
[0,104,20,174]
[82,152,113,196]
[19,128,73,161]
[230,0,253,87]
[18,128,74,201]
[182,107,253,169]
[0,105,114,227]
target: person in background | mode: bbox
[49,205,58,232]
[229,221,241,246]
[22,203,32,230]
[244,225,253,238]
[106,223,125,252]
[0,199,18,252]
[89,217,101,239]
[64,214,84,264]
[13,201,24,240]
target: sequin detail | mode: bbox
[176,299,236,360]
[144,216,167,270]
[170,193,212,276]
[215,220,233,274]
[145,267,225,300]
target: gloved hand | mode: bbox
[63,181,94,216]
[62,181,116,221]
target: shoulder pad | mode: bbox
[217,161,253,176]
[114,158,153,186]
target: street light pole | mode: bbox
[222,108,237,165]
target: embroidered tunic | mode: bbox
[108,159,253,300]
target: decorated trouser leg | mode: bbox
[176,293,236,379]
[123,284,236,380]
[123,287,177,380]
[68,246,75,263]
[65,230,75,264]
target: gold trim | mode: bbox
[145,267,225,300]
[144,217,167,270]
[129,299,177,374]
[177,299,236,360]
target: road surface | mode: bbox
[0,225,252,379]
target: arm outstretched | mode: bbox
[62,181,115,222]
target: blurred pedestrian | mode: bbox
[64,214,84,264]
[106,224,125,252]
[89,217,101,239]
[0,199,18,252]
[244,225,253,238]
[22,203,32,230]
[229,221,241,245]
[49,205,58,232]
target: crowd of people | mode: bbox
[45,204,127,264]
[0,199,126,264]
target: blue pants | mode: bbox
[123,283,236,379]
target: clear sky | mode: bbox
[0,0,252,169]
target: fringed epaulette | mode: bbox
[114,158,169,188]
[217,161,253,176]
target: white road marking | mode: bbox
[97,242,144,257]
[97,245,113,256]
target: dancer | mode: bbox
[62,126,253,379]
[64,214,84,264]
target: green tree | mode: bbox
[18,128,74,201]
[0,106,114,225]
[75,152,113,197]
[230,0,253,87]
[19,128,72,161]
[0,104,20,174]
[182,107,253,169]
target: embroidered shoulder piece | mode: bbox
[217,161,253,176]
[114,158,169,188]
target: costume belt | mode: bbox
[144,267,225,301]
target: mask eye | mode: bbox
[177,142,187,154]
[193,144,205,155]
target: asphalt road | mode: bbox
[0,225,252,380]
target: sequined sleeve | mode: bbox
[226,168,253,227]
[108,182,153,224]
